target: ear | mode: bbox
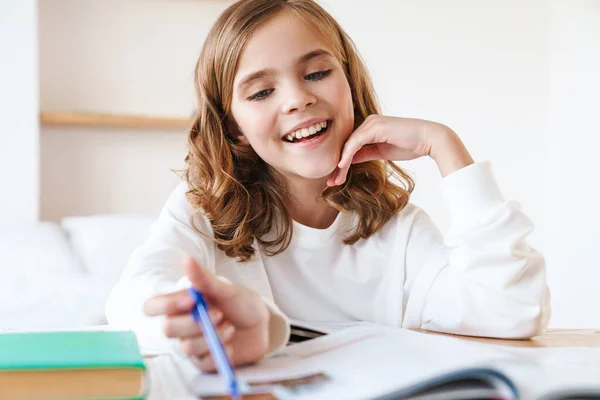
[226,118,249,145]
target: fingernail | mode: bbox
[177,297,194,310]
[210,310,222,322]
[223,324,235,339]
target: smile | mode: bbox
[283,120,330,143]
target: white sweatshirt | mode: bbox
[105,162,551,355]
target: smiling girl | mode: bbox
[106,0,550,371]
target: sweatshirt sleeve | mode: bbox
[104,182,290,355]
[401,162,551,339]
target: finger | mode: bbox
[326,167,340,187]
[143,289,195,317]
[179,323,236,358]
[338,125,376,170]
[163,309,223,338]
[327,164,349,187]
[350,144,381,165]
[334,163,351,186]
[330,146,380,187]
[197,344,235,373]
[184,257,237,301]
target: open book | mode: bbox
[165,325,600,400]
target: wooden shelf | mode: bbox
[40,111,193,130]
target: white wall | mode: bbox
[40,128,187,221]
[0,0,39,224]
[37,1,599,327]
[38,0,234,117]
[545,1,600,328]
[38,0,233,220]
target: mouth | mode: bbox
[282,120,331,144]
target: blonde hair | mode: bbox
[184,0,414,262]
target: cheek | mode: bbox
[330,78,355,137]
[327,77,350,104]
[233,107,274,144]
[340,82,354,117]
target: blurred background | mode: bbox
[0,0,598,331]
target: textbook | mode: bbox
[0,330,147,400]
[166,325,600,400]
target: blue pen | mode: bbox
[188,287,241,400]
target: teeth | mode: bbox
[285,120,328,142]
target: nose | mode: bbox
[281,83,317,114]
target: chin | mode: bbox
[295,164,337,181]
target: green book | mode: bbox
[0,330,147,400]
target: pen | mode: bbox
[188,287,241,400]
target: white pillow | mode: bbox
[61,214,156,282]
[0,222,83,276]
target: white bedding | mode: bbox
[0,214,155,331]
[0,271,112,329]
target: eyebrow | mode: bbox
[236,49,334,92]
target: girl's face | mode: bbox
[229,11,354,184]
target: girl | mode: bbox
[106,0,550,372]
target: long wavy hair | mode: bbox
[184,0,415,262]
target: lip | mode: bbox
[282,117,330,139]
[283,121,332,149]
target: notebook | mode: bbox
[169,325,600,400]
[0,330,147,400]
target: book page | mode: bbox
[490,346,600,399]
[145,355,197,400]
[166,326,600,399]
[171,325,520,399]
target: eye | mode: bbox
[305,69,332,81]
[248,88,274,101]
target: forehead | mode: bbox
[235,12,333,77]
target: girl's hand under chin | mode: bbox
[327,115,475,186]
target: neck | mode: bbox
[283,175,338,229]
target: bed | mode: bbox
[0,214,155,331]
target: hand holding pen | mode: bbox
[143,256,272,372]
[188,286,241,399]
